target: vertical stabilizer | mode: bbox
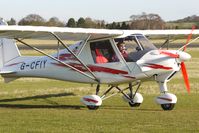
[0,38,21,71]
[0,18,21,70]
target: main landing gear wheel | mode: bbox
[81,95,102,110]
[120,82,143,108]
[128,102,141,107]
[161,103,175,111]
[87,105,99,110]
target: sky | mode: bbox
[0,0,199,23]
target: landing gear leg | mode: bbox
[129,83,133,99]
[96,84,100,95]
[127,82,143,107]
[113,81,143,108]
[82,82,143,110]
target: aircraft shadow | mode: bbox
[0,93,162,111]
[102,106,162,112]
[0,104,84,109]
[0,93,84,110]
[0,92,75,102]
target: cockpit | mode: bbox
[114,34,157,62]
[89,34,157,64]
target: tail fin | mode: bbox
[0,18,21,70]
[0,38,21,68]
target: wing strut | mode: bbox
[178,36,199,51]
[15,38,98,82]
[50,33,99,82]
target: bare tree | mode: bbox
[46,17,64,27]
[18,14,46,26]
[94,20,106,29]
[130,12,165,29]
[84,17,96,28]
[7,18,16,25]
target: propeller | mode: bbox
[179,25,195,93]
[158,26,195,93]
[181,62,190,93]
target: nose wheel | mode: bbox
[156,93,177,111]
[161,103,175,111]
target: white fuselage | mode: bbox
[2,48,180,85]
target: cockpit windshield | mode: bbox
[136,35,157,50]
[114,34,157,62]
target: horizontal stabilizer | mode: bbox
[0,71,18,83]
[0,71,16,74]
[3,77,18,83]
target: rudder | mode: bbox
[0,18,21,70]
[0,38,21,69]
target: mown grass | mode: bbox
[166,22,198,29]
[0,46,198,132]
[0,91,198,133]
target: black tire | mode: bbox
[87,105,99,110]
[161,104,175,111]
[129,102,141,107]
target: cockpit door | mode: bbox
[114,34,157,72]
[88,39,131,72]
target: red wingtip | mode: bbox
[181,62,190,93]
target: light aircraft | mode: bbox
[0,19,198,110]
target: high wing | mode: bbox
[1,25,199,41]
[121,29,199,37]
[0,26,124,41]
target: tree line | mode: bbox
[3,13,198,29]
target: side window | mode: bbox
[90,40,119,64]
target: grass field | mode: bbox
[0,46,198,132]
[165,22,199,29]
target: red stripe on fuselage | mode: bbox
[5,62,24,67]
[145,63,172,70]
[56,53,77,61]
[52,63,128,75]
[122,75,135,79]
[88,65,128,74]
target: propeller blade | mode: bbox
[181,62,190,93]
[159,50,179,58]
[183,25,196,51]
